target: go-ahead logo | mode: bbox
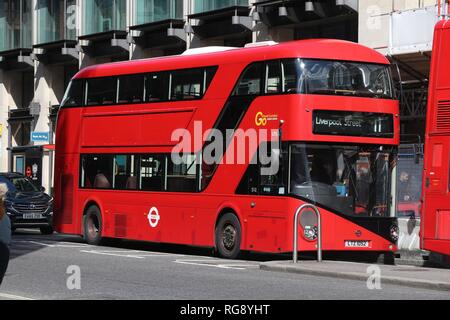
[147,207,160,228]
[255,112,278,127]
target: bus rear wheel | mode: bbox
[215,213,241,259]
[83,206,103,246]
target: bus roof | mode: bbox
[75,39,390,79]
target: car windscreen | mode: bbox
[10,177,39,192]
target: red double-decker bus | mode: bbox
[54,39,399,260]
[421,19,450,257]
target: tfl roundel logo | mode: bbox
[147,207,160,228]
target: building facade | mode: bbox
[0,0,448,249]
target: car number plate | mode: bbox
[23,213,44,219]
[345,240,370,248]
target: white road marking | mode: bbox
[26,241,56,247]
[174,259,256,270]
[13,240,91,248]
[80,249,185,259]
[81,250,146,259]
[0,292,35,300]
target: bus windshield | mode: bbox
[285,59,393,99]
[290,144,396,217]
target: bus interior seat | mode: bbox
[94,173,111,189]
[126,176,138,190]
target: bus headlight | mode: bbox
[303,225,318,241]
[390,224,399,243]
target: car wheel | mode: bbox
[215,213,242,259]
[83,205,103,246]
[40,226,54,235]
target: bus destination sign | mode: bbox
[313,110,394,138]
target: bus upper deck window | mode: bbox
[61,80,84,107]
[118,74,145,104]
[170,69,204,100]
[146,72,169,102]
[266,61,282,94]
[86,77,117,106]
[282,59,303,93]
[233,63,263,96]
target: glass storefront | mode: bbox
[134,0,183,25]
[193,0,249,14]
[83,0,126,36]
[0,0,32,52]
[36,0,77,44]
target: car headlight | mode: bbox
[4,199,12,207]
[48,197,54,205]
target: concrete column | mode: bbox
[0,70,9,172]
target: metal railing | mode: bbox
[293,204,322,263]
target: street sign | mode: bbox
[31,131,50,143]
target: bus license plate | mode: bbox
[345,240,370,248]
[23,213,43,219]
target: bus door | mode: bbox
[422,136,450,254]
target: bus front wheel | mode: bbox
[83,206,103,246]
[215,213,241,259]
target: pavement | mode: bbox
[0,230,449,300]
[260,260,450,292]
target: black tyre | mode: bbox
[40,226,54,235]
[215,213,242,259]
[83,205,103,245]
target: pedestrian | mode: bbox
[0,182,11,286]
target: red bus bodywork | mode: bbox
[54,39,399,256]
[421,20,450,256]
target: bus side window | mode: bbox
[204,67,218,94]
[170,69,204,100]
[166,154,198,192]
[236,163,259,195]
[265,61,282,94]
[146,72,170,102]
[233,63,263,96]
[113,155,139,190]
[86,77,117,106]
[80,155,114,189]
[282,59,302,93]
[118,74,145,104]
[259,144,287,195]
[61,80,85,107]
[139,155,165,191]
